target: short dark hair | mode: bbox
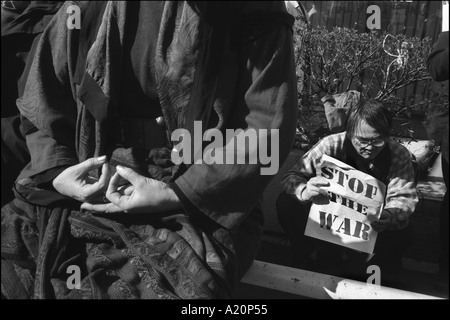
[346,99,392,138]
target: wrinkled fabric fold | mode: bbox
[1,198,234,299]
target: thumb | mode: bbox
[76,156,107,173]
[116,165,141,185]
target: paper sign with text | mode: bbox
[304,155,386,254]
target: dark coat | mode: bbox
[4,1,298,298]
[16,1,298,230]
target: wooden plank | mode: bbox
[417,1,430,39]
[310,0,325,28]
[389,2,403,35]
[416,1,440,99]
[308,0,321,27]
[425,1,441,43]
[334,1,344,27]
[393,3,408,107]
[354,1,368,32]
[404,1,419,108]
[375,1,387,32]
[342,1,354,29]
[326,1,336,30]
[241,260,443,299]
[405,1,419,38]
[423,2,443,103]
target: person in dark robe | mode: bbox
[1,1,64,206]
[1,1,298,299]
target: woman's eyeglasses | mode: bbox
[352,136,386,147]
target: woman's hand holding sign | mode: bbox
[296,176,330,202]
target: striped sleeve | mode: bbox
[280,133,346,197]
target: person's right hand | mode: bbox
[296,176,330,201]
[52,156,111,202]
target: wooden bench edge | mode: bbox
[240,260,443,299]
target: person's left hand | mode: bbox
[370,209,397,232]
[80,165,181,214]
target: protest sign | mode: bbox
[304,155,386,254]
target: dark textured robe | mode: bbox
[1,1,64,206]
[2,1,297,299]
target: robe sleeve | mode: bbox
[173,6,298,230]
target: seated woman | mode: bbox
[277,99,418,285]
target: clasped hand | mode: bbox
[371,209,407,232]
[53,156,180,213]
